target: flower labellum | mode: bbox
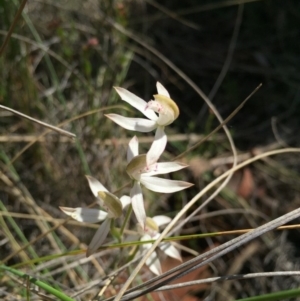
[98,191,122,218]
[146,94,179,126]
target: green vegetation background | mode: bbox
[1,0,300,300]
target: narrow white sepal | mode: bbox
[146,251,162,276]
[59,207,107,223]
[141,234,162,275]
[86,175,108,197]
[146,127,167,166]
[156,82,170,98]
[141,176,193,193]
[114,87,158,121]
[120,195,131,209]
[146,162,188,176]
[130,182,146,228]
[106,114,157,132]
[127,136,139,163]
[159,241,182,262]
[152,215,172,227]
[86,218,111,257]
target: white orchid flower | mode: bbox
[106,82,179,133]
[137,215,182,275]
[126,135,193,228]
[60,176,130,257]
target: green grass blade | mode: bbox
[0,264,76,301]
[235,288,300,301]
[0,200,38,261]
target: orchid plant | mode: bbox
[60,82,192,274]
[126,135,193,228]
[60,176,130,256]
[136,215,182,275]
[121,215,182,275]
[106,82,179,135]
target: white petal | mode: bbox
[114,87,158,121]
[152,215,171,227]
[141,176,194,193]
[159,242,182,262]
[146,162,188,176]
[120,195,131,209]
[86,175,108,197]
[136,223,144,235]
[86,218,111,256]
[146,127,167,165]
[124,234,140,242]
[140,233,152,242]
[127,136,139,162]
[130,182,146,228]
[156,82,170,98]
[146,251,162,275]
[106,114,157,132]
[60,207,108,223]
[141,234,162,275]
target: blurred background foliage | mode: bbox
[1,0,300,300]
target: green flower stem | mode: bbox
[126,244,139,263]
[0,265,76,301]
[13,227,298,269]
[110,218,121,243]
[120,204,133,237]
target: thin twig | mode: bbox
[137,271,300,294]
[174,84,262,161]
[168,84,262,239]
[8,105,125,165]
[0,133,222,144]
[145,0,200,30]
[209,4,244,100]
[0,105,76,138]
[196,3,244,125]
[0,0,27,56]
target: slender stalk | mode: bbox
[120,204,133,236]
[0,0,27,56]
[155,271,300,292]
